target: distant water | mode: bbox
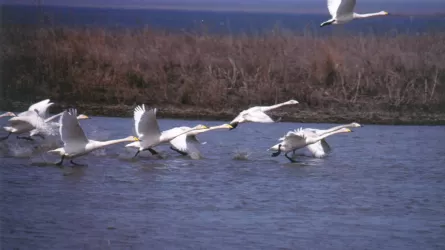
[2,5,445,35]
[1,116,445,249]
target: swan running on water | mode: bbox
[125,104,209,158]
[269,127,352,162]
[320,0,389,27]
[168,123,233,159]
[48,108,139,166]
[293,122,362,158]
[229,99,299,130]
[1,99,54,141]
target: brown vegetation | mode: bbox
[1,26,444,124]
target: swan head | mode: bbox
[193,125,209,130]
[0,112,16,117]
[126,136,140,142]
[380,11,389,16]
[48,148,65,155]
[350,122,362,128]
[222,124,234,129]
[287,100,299,105]
[77,114,90,120]
[338,128,352,133]
[229,122,239,130]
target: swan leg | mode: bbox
[147,148,159,155]
[133,150,141,158]
[55,155,65,166]
[271,144,282,157]
[170,146,188,156]
[70,160,85,166]
[0,132,11,141]
[17,135,34,141]
[285,152,297,163]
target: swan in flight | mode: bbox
[0,112,16,118]
[293,122,362,158]
[29,111,90,138]
[1,99,54,141]
[269,127,352,162]
[125,104,209,158]
[229,99,299,129]
[48,108,139,166]
[320,0,389,27]
[168,123,233,159]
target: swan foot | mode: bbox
[70,160,86,167]
[170,146,188,156]
[271,144,282,157]
[55,155,65,167]
[133,150,141,158]
[285,152,297,163]
[0,132,11,141]
[17,135,34,141]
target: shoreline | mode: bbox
[1,101,444,126]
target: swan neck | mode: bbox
[353,12,385,19]
[94,138,133,148]
[163,128,196,141]
[312,130,345,143]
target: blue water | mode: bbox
[1,115,445,249]
[2,4,445,35]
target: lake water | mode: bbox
[2,5,445,35]
[1,115,445,249]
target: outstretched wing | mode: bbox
[306,139,332,158]
[243,111,275,123]
[28,99,53,119]
[170,133,202,159]
[327,0,341,17]
[133,105,161,142]
[337,0,356,17]
[59,109,88,146]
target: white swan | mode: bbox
[269,127,352,162]
[293,122,362,158]
[48,108,138,166]
[1,99,54,141]
[168,123,233,159]
[29,112,90,138]
[229,99,299,129]
[320,0,389,27]
[0,112,16,118]
[125,104,209,158]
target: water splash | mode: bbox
[9,143,34,158]
[232,148,251,160]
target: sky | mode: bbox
[2,0,444,13]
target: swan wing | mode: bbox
[243,111,274,123]
[134,105,161,141]
[169,133,188,152]
[9,110,45,128]
[45,112,63,123]
[28,99,53,119]
[59,109,88,146]
[327,0,341,17]
[335,0,356,17]
[306,139,332,158]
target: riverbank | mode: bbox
[1,27,444,124]
[1,101,444,125]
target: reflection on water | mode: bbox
[1,116,445,250]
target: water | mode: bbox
[2,5,445,35]
[1,115,445,249]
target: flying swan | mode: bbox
[229,99,299,129]
[48,108,139,166]
[125,104,209,158]
[292,122,362,158]
[1,99,54,141]
[29,111,90,138]
[320,0,389,27]
[269,127,352,162]
[167,123,233,159]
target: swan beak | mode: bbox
[345,128,352,132]
[133,136,140,141]
[383,11,389,15]
[202,125,209,129]
[226,124,234,129]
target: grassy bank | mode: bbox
[1,26,444,124]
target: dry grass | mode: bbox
[1,26,444,117]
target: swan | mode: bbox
[168,123,233,159]
[320,0,389,27]
[47,108,139,166]
[292,122,362,158]
[229,99,299,129]
[125,104,209,158]
[0,112,16,118]
[29,111,90,138]
[269,127,352,162]
[1,99,55,141]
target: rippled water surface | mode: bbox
[1,116,445,249]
